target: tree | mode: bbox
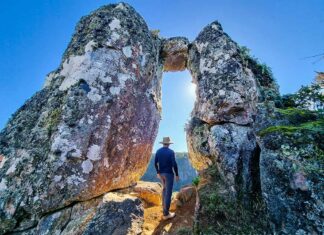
[294,83,324,111]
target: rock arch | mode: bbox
[0,3,276,233]
[161,22,275,228]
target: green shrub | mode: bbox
[282,94,297,108]
[176,227,193,235]
[192,176,200,187]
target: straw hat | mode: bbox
[159,137,173,144]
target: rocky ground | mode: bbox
[143,193,196,235]
[118,181,197,235]
[141,185,196,235]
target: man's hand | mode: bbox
[157,173,161,180]
[175,176,180,182]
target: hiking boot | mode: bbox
[162,212,176,220]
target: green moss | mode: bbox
[46,108,62,136]
[258,107,323,138]
[258,108,323,172]
[258,119,324,137]
[277,107,319,124]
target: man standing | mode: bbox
[154,137,179,220]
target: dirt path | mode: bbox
[142,193,196,235]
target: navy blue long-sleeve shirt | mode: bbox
[154,146,179,176]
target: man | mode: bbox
[154,137,179,220]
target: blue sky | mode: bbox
[0,0,323,152]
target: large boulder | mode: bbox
[82,193,143,235]
[0,3,162,233]
[186,21,278,234]
[186,21,266,191]
[11,192,144,235]
[186,20,322,234]
[118,181,163,207]
[188,21,259,126]
[131,181,162,206]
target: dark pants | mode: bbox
[160,173,174,216]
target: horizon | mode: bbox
[1,0,323,152]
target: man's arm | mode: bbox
[154,153,160,174]
[171,151,179,178]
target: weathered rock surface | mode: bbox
[188,21,259,125]
[161,37,189,72]
[132,181,162,206]
[186,120,212,171]
[176,186,195,204]
[11,192,143,235]
[187,20,322,235]
[208,124,261,202]
[118,181,163,207]
[186,21,277,234]
[82,193,143,235]
[186,21,267,194]
[169,185,196,211]
[257,108,324,234]
[0,3,162,233]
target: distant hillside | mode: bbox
[141,152,197,191]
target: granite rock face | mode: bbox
[12,192,143,235]
[186,21,278,233]
[186,21,322,234]
[186,120,212,171]
[82,193,143,235]
[188,21,259,125]
[257,108,324,234]
[0,3,162,233]
[208,123,261,202]
[186,21,266,190]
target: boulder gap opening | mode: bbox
[141,70,198,191]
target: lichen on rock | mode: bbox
[256,107,323,234]
[188,21,261,125]
[186,20,280,234]
[21,192,144,235]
